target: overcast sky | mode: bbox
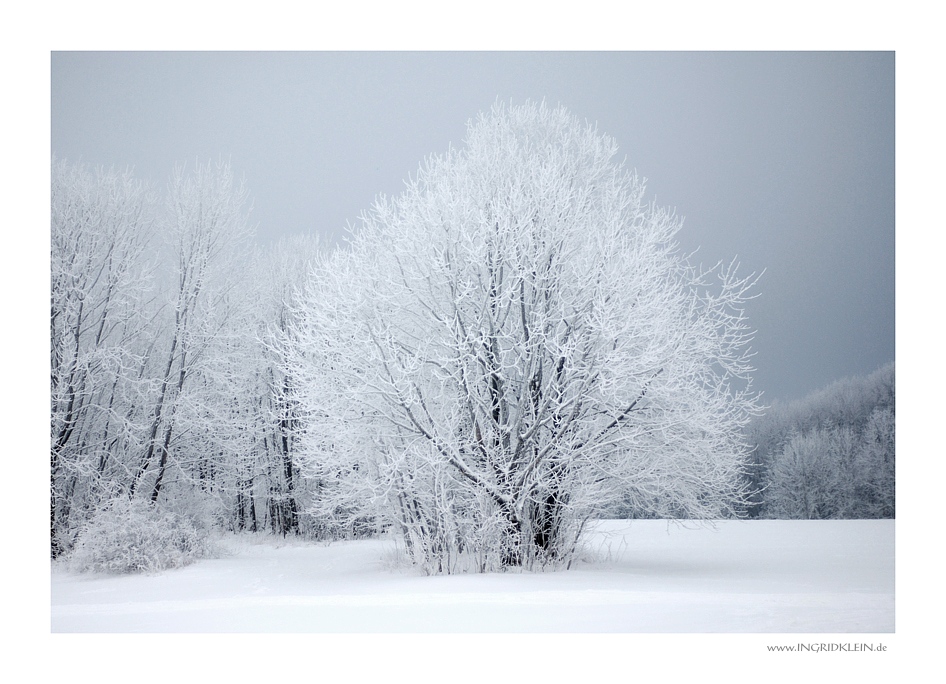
[51,51,894,403]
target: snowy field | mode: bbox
[51,519,893,633]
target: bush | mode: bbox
[69,497,217,574]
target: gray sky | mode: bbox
[51,51,894,403]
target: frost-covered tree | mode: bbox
[50,158,157,556]
[765,427,846,519]
[283,102,761,573]
[858,406,895,518]
[130,161,254,506]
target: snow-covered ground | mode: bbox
[51,519,893,633]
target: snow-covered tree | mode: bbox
[858,406,895,518]
[50,158,157,556]
[283,102,761,572]
[765,427,846,519]
[130,161,255,506]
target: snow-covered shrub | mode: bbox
[69,497,217,574]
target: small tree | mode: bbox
[765,428,843,519]
[859,406,895,518]
[284,102,760,572]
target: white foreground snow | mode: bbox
[51,519,893,633]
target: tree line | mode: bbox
[53,103,887,575]
[51,157,329,560]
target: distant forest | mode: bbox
[743,363,895,519]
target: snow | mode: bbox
[51,519,893,633]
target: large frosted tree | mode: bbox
[289,102,761,572]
